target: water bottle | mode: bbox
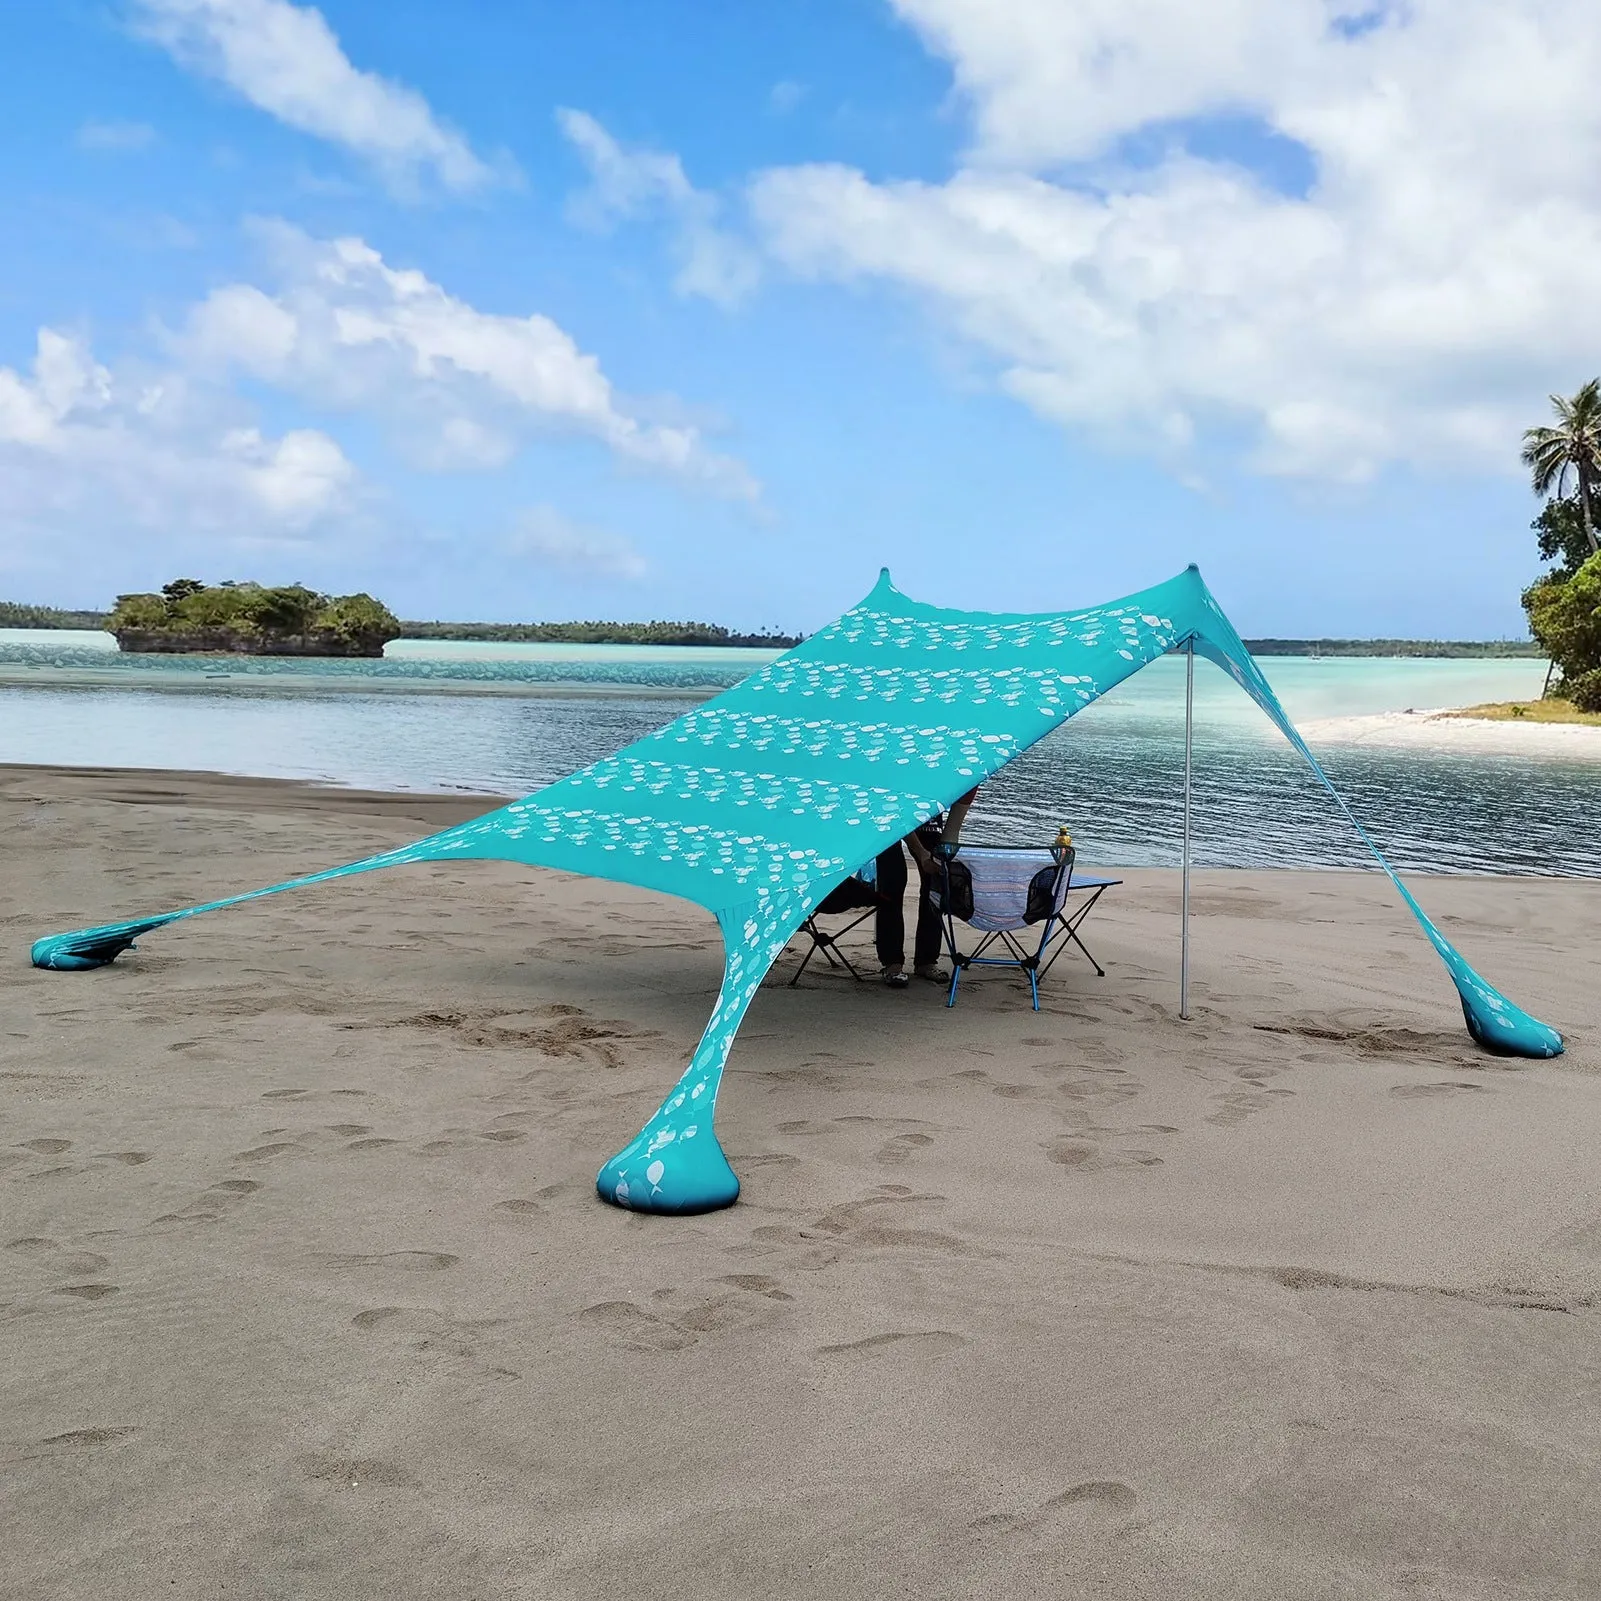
[1052,824,1072,864]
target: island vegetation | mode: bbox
[397,619,804,647]
[108,579,403,658]
[1237,638,1540,658]
[0,595,1540,657]
[1517,380,1601,714]
[0,601,112,629]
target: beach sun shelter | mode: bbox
[31,565,1565,1214]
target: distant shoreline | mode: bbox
[396,622,803,648]
[0,607,1540,656]
[0,607,802,649]
[1241,638,1542,658]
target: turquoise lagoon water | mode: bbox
[0,629,780,692]
[1,631,1594,877]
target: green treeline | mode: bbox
[1520,380,1601,710]
[397,619,804,647]
[0,598,1550,656]
[0,601,109,629]
[1240,639,1541,658]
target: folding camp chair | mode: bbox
[787,868,883,985]
[932,843,1121,1010]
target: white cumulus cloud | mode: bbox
[558,109,759,308]
[181,224,759,495]
[0,327,356,578]
[744,0,1601,480]
[130,0,493,194]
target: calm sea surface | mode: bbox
[2,631,1594,877]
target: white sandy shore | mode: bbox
[1302,706,1601,759]
[4,764,1600,1599]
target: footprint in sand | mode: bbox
[0,1071,88,1097]
[815,1329,964,1360]
[7,1238,113,1277]
[801,1192,979,1256]
[578,1281,791,1352]
[94,1151,153,1166]
[1044,1138,1163,1172]
[351,1306,403,1329]
[1049,1481,1138,1513]
[348,1306,519,1379]
[148,1178,262,1227]
[20,1138,73,1155]
[742,1151,802,1171]
[715,1273,795,1301]
[758,1062,854,1093]
[35,1427,138,1450]
[1390,1081,1486,1099]
[233,1141,298,1162]
[1206,1084,1293,1128]
[51,1283,120,1301]
[262,1087,370,1102]
[578,1300,699,1352]
[971,1480,1138,1534]
[1055,1070,1142,1108]
[989,1078,1055,1101]
[299,1454,418,1489]
[319,1250,459,1272]
[747,1225,842,1271]
[875,1132,934,1166]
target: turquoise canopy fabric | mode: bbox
[31,565,1564,1213]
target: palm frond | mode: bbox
[1524,382,1601,500]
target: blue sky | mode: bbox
[3,0,1597,636]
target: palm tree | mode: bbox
[1522,380,1601,557]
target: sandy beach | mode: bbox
[4,762,1600,1599]
[1302,708,1601,760]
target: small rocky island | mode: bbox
[111,579,403,658]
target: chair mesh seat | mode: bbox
[933,846,1067,931]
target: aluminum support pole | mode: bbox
[1180,639,1194,1021]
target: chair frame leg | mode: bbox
[1036,885,1111,982]
[787,908,876,986]
[938,878,1114,1007]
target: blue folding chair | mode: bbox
[932,843,1120,1010]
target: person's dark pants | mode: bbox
[875,840,944,970]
